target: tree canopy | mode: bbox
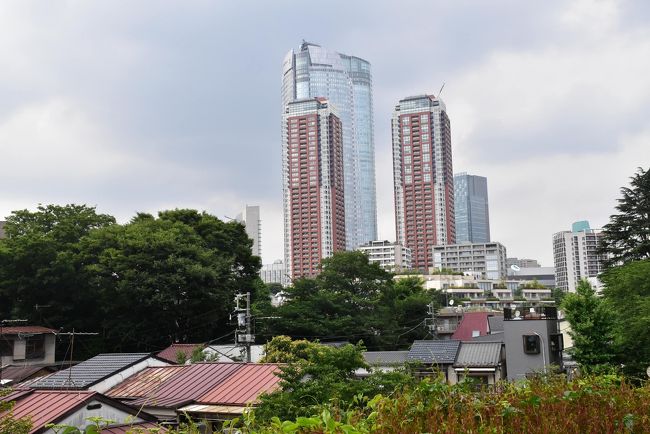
[600,167,650,266]
[0,205,261,356]
[257,252,437,350]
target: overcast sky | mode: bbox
[1,0,649,267]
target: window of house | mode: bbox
[25,335,45,360]
[550,333,564,352]
[522,334,540,354]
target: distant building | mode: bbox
[236,205,261,258]
[433,242,507,280]
[260,260,290,287]
[553,221,607,293]
[392,94,455,270]
[0,326,57,368]
[283,41,377,249]
[454,173,490,243]
[506,257,540,270]
[282,98,346,279]
[357,240,412,272]
[508,266,556,288]
[0,220,5,239]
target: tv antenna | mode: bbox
[437,82,446,99]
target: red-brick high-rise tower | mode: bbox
[392,95,455,270]
[282,98,346,279]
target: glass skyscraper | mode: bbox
[282,42,377,250]
[454,173,490,243]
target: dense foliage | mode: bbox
[0,389,31,434]
[0,205,261,355]
[255,336,415,423]
[257,252,438,350]
[561,280,616,368]
[230,374,650,433]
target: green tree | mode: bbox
[561,280,616,369]
[0,389,32,434]
[79,209,261,352]
[265,252,431,350]
[255,336,414,423]
[599,167,650,267]
[0,204,115,328]
[601,260,650,378]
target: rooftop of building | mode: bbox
[407,340,461,365]
[0,326,57,335]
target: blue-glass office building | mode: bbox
[454,173,490,243]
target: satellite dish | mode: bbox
[514,310,521,318]
[449,299,455,306]
[647,366,650,378]
[511,264,521,272]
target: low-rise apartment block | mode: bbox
[432,242,507,280]
[357,240,412,272]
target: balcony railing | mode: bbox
[504,306,558,320]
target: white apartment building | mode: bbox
[260,260,290,287]
[357,240,412,272]
[236,205,261,258]
[432,242,507,280]
[553,221,606,293]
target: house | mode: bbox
[451,312,495,340]
[0,388,157,434]
[0,364,58,386]
[502,306,564,380]
[106,362,282,425]
[407,340,461,382]
[29,353,170,393]
[356,351,409,376]
[0,326,57,367]
[157,343,265,364]
[453,342,505,385]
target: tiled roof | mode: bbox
[471,332,504,343]
[125,363,281,409]
[197,363,281,405]
[157,343,202,364]
[454,342,503,368]
[408,340,461,365]
[363,351,409,366]
[0,326,56,335]
[488,316,504,333]
[451,312,492,340]
[106,366,186,399]
[29,353,153,389]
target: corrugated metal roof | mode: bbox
[454,342,502,368]
[29,353,153,389]
[179,404,247,415]
[128,362,244,409]
[0,326,56,335]
[0,365,55,384]
[363,351,409,365]
[407,340,460,364]
[1,389,96,433]
[106,365,186,399]
[452,312,492,340]
[197,364,281,405]
[101,422,166,433]
[157,343,202,364]
[471,332,504,343]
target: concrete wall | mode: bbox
[503,319,560,381]
[2,333,56,365]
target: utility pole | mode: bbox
[234,293,254,363]
[425,303,437,339]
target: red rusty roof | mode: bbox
[126,363,281,409]
[0,326,57,335]
[106,365,186,399]
[1,390,97,433]
[156,343,202,364]
[197,363,281,405]
[451,312,492,341]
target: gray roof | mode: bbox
[488,316,504,333]
[363,351,409,366]
[30,353,152,389]
[407,340,460,365]
[454,342,502,368]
